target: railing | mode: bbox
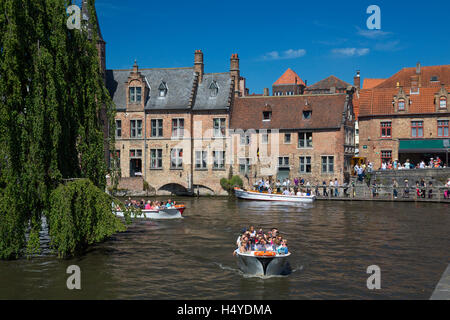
[254,184,450,202]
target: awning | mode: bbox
[399,139,450,153]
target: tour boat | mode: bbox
[115,205,186,220]
[234,188,316,203]
[236,251,292,276]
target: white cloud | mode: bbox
[332,48,370,57]
[357,27,392,39]
[261,49,306,61]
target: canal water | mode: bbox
[0,198,449,299]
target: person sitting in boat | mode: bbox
[249,226,256,238]
[145,201,152,210]
[277,240,289,255]
[282,188,290,196]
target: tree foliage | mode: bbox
[0,0,119,259]
[220,176,244,194]
[48,179,125,258]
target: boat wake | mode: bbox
[215,262,304,279]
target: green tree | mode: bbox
[0,0,121,259]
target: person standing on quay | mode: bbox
[334,178,339,197]
[393,179,399,199]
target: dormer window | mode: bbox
[129,87,142,103]
[431,76,439,82]
[398,99,405,111]
[209,81,219,97]
[263,111,272,121]
[159,82,168,97]
[303,111,312,120]
[440,97,447,109]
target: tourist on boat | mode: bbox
[145,201,152,210]
[277,240,289,255]
[282,189,290,196]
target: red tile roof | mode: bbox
[362,79,385,89]
[273,68,305,86]
[359,64,450,117]
[305,75,350,91]
[230,94,349,130]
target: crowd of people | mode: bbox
[355,157,446,180]
[124,198,178,210]
[233,226,289,256]
[254,177,350,198]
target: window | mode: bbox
[150,149,163,169]
[213,118,226,137]
[284,133,291,144]
[278,157,290,168]
[151,119,163,137]
[170,148,183,169]
[195,151,208,169]
[172,118,184,138]
[240,133,250,146]
[440,98,447,109]
[159,82,168,97]
[438,120,449,137]
[239,158,251,175]
[115,120,122,138]
[130,120,142,138]
[300,156,312,173]
[381,122,392,138]
[411,121,423,138]
[302,111,311,120]
[109,150,120,169]
[381,150,392,164]
[130,149,142,158]
[263,111,272,121]
[209,81,219,97]
[129,87,142,103]
[398,99,405,111]
[322,156,334,173]
[261,133,268,144]
[298,132,313,148]
[431,76,439,82]
[213,151,225,169]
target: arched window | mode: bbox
[159,82,168,97]
[209,81,219,97]
[398,99,405,111]
[440,97,447,109]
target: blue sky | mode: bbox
[90,0,450,93]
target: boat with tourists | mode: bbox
[234,226,292,276]
[115,205,186,220]
[114,199,186,220]
[234,188,316,203]
[236,251,292,276]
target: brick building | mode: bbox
[358,63,450,169]
[230,91,356,186]
[272,68,306,96]
[105,52,241,195]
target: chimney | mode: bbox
[416,62,421,75]
[194,50,204,83]
[230,53,240,97]
[263,88,270,96]
[354,70,361,89]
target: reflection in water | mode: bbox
[0,198,449,299]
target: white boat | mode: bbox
[234,188,316,203]
[236,251,292,276]
[115,206,186,220]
